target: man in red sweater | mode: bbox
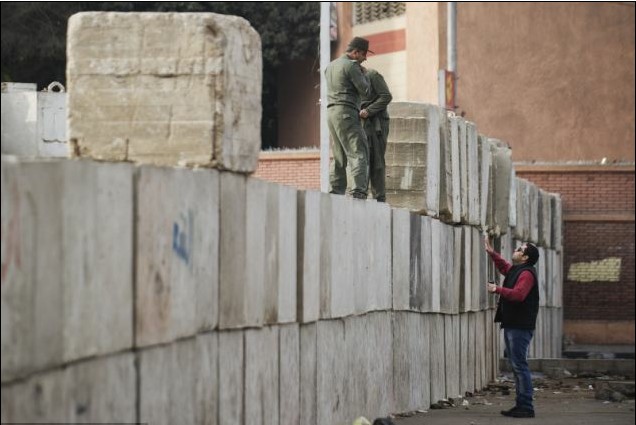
[485,236,540,419]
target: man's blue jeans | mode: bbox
[504,328,534,411]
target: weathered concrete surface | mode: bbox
[466,121,480,225]
[392,208,412,310]
[136,166,219,347]
[386,102,441,216]
[445,314,461,398]
[139,335,218,425]
[245,326,279,425]
[67,12,262,171]
[1,89,38,157]
[539,189,553,247]
[457,118,469,222]
[218,331,243,425]
[316,319,348,425]
[460,227,473,313]
[1,158,133,382]
[393,312,431,413]
[478,135,492,229]
[297,190,322,323]
[490,142,512,235]
[430,314,446,403]
[280,324,300,425]
[551,193,563,251]
[1,352,135,423]
[300,323,317,425]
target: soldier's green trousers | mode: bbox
[327,105,369,198]
[364,116,390,202]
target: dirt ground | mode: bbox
[392,374,635,425]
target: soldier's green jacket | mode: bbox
[325,54,369,110]
[361,69,392,122]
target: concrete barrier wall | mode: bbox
[1,156,563,423]
[1,12,563,423]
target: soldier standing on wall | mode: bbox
[325,37,371,199]
[360,68,392,202]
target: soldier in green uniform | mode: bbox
[360,68,392,202]
[325,37,371,199]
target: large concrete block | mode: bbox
[444,314,461,398]
[457,118,469,222]
[539,190,552,247]
[478,135,492,229]
[1,88,38,157]
[439,112,453,221]
[136,166,219,347]
[139,335,218,425]
[392,208,411,310]
[366,201,392,312]
[466,312,476,393]
[475,311,487,390]
[491,143,512,235]
[321,195,354,319]
[439,223,458,314]
[280,324,300,425]
[347,313,393,420]
[386,102,441,216]
[459,226,472,313]
[430,219,442,313]
[509,169,517,228]
[1,352,135,423]
[459,313,470,396]
[419,216,434,312]
[245,326,279,425]
[219,331,244,425]
[1,158,133,382]
[300,323,317,425]
[529,182,539,243]
[67,12,262,171]
[470,227,483,312]
[550,193,563,251]
[429,314,446,403]
[297,190,322,323]
[392,312,430,412]
[449,116,462,223]
[316,319,348,425]
[466,122,480,225]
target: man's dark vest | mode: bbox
[494,264,539,330]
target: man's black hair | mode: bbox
[524,243,539,266]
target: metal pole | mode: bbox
[447,2,457,73]
[320,2,331,193]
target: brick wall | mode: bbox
[254,150,320,190]
[517,166,635,326]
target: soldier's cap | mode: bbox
[348,37,374,54]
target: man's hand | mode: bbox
[484,235,495,255]
[360,109,369,119]
[487,282,498,293]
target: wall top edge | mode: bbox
[515,163,635,173]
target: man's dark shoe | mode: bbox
[500,406,519,416]
[507,408,535,418]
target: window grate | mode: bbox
[354,2,406,25]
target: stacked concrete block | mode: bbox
[452,227,463,314]
[550,193,563,251]
[1,84,38,157]
[393,312,431,413]
[219,331,244,425]
[444,314,461,398]
[466,122,480,225]
[391,208,412,310]
[440,113,461,223]
[297,190,322,323]
[514,178,531,240]
[457,118,469,222]
[1,158,133,382]
[245,326,279,425]
[320,194,354,319]
[485,309,493,382]
[538,247,547,307]
[470,227,483,312]
[316,319,347,425]
[139,335,218,425]
[509,169,517,228]
[280,324,300,425]
[459,227,473,312]
[429,314,446,403]
[538,190,552,247]
[419,216,434,312]
[352,200,391,314]
[459,314,470,396]
[475,311,487,390]
[478,135,492,229]
[466,313,477,393]
[136,166,219,346]
[490,142,512,235]
[529,182,540,243]
[67,12,262,171]
[385,102,441,216]
[275,185,298,323]
[1,353,135,423]
[430,219,443,313]
[299,323,317,425]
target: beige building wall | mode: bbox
[455,2,635,162]
[406,2,441,104]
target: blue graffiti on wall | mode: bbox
[172,210,193,265]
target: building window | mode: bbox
[354,2,406,25]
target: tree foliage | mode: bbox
[1,2,319,148]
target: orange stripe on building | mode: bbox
[365,29,406,56]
